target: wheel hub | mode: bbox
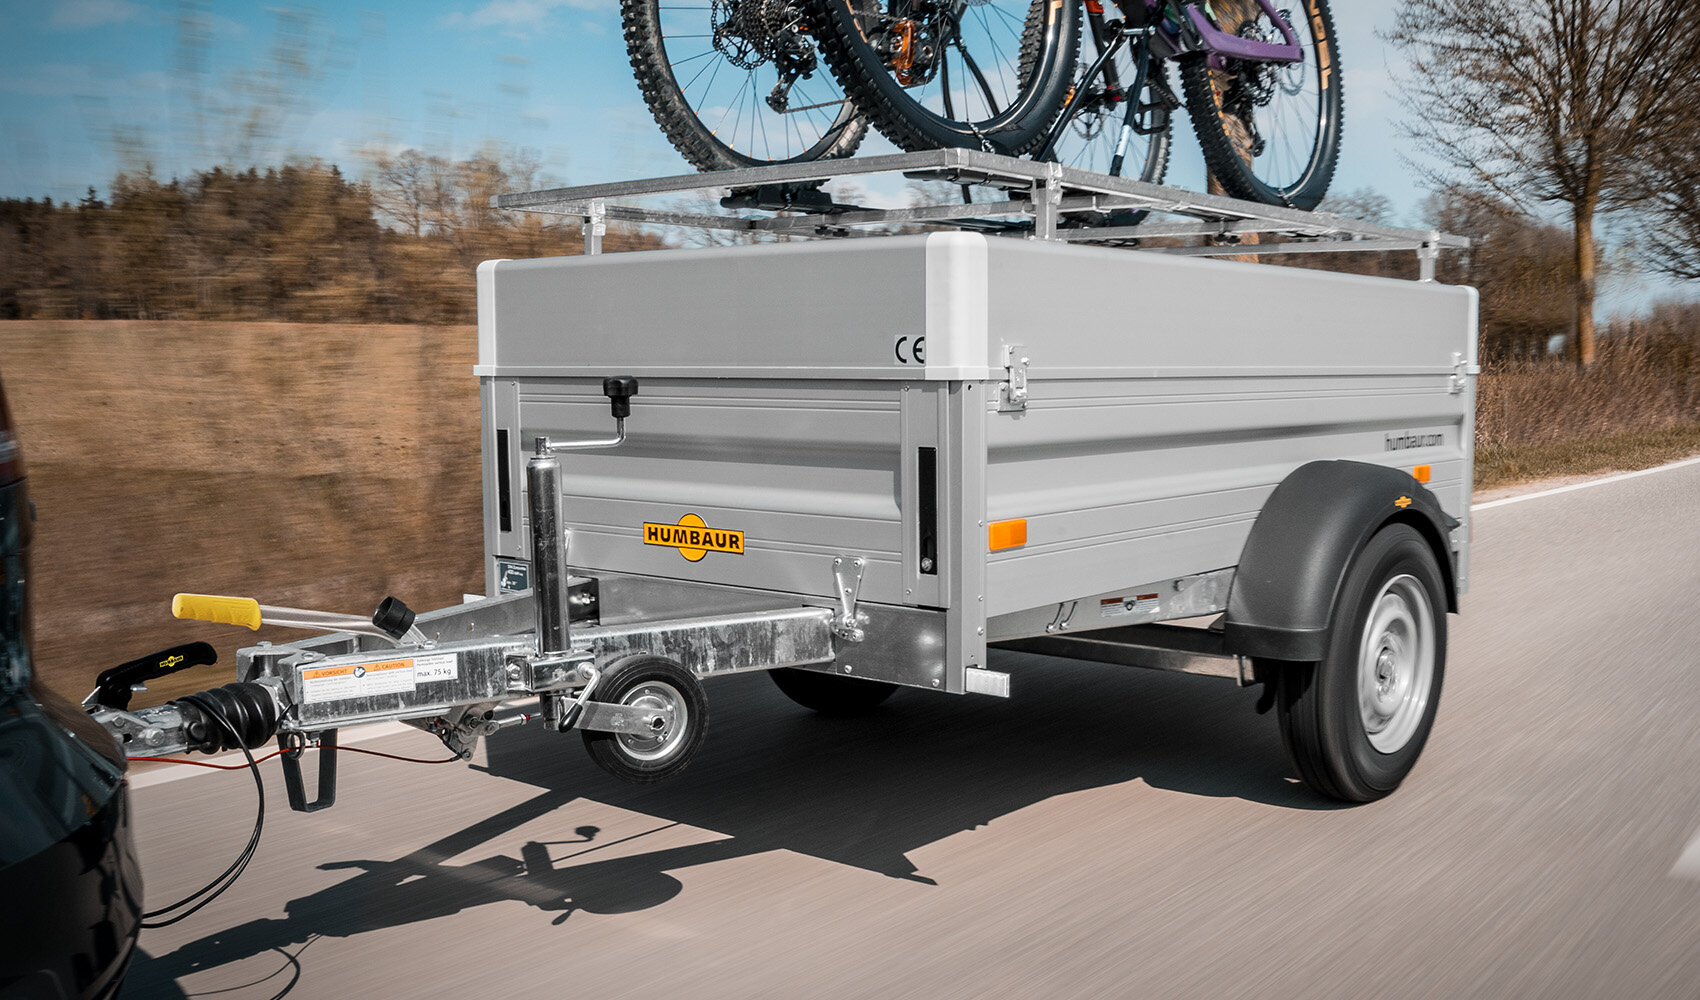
[615,681,689,762]
[875,17,941,86]
[1356,574,1436,754]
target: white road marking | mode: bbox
[1673,830,1700,881]
[1472,455,1700,512]
[129,721,418,790]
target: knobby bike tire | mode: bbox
[1178,0,1342,209]
[814,0,1080,156]
[623,0,867,170]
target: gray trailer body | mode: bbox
[476,232,1477,696]
[91,171,1478,808]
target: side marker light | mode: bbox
[988,519,1028,551]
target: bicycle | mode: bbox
[622,0,1341,210]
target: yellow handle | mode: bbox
[172,593,263,631]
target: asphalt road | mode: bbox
[120,462,1700,1000]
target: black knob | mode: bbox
[603,376,639,420]
[372,596,416,641]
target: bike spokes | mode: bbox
[624,0,866,170]
[1038,6,1171,184]
[814,0,1079,155]
[1178,0,1341,208]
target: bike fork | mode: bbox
[1033,21,1134,165]
[1107,30,1152,176]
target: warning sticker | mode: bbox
[1100,593,1161,619]
[300,657,417,704]
[412,651,459,683]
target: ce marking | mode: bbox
[894,335,926,365]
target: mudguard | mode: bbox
[1224,461,1459,662]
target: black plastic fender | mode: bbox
[1224,460,1459,662]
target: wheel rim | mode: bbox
[1202,0,1332,196]
[1356,573,1435,754]
[615,680,691,763]
[852,0,1068,139]
[656,0,858,163]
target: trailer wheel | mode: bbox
[768,668,898,716]
[583,655,708,783]
[1272,523,1446,802]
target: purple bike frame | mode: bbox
[1144,0,1303,67]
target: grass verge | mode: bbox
[1474,423,1700,491]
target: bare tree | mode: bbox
[367,150,454,238]
[1386,0,1700,367]
[1637,133,1700,280]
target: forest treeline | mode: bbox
[3,153,1698,366]
[0,153,665,324]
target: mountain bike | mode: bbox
[1029,0,1340,207]
[623,0,1341,210]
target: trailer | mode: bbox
[92,151,1477,806]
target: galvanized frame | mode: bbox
[492,149,1468,281]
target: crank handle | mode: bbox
[533,376,638,454]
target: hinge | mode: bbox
[831,555,867,642]
[1000,344,1029,412]
[1448,352,1469,395]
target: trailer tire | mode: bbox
[583,655,708,784]
[1271,524,1446,802]
[768,668,898,716]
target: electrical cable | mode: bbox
[128,744,459,769]
[140,692,265,928]
[132,705,462,927]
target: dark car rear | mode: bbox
[0,377,143,1000]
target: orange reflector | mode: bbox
[988,519,1028,551]
[1412,465,1432,484]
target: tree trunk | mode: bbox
[1573,194,1598,369]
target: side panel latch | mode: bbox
[1000,344,1030,412]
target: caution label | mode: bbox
[300,657,418,704]
[643,513,745,562]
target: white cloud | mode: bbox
[450,0,609,31]
[49,0,147,30]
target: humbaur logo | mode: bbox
[643,514,745,562]
[1386,430,1444,451]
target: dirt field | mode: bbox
[1,321,485,705]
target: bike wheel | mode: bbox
[815,0,1080,156]
[1045,22,1171,182]
[1178,0,1341,209]
[623,0,867,170]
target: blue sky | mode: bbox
[0,0,1690,311]
[0,1,1420,204]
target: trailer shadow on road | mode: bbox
[128,654,1340,997]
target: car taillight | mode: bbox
[0,380,20,484]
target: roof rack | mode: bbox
[493,148,1468,281]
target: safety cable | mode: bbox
[131,727,461,927]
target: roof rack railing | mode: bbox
[493,149,1468,281]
